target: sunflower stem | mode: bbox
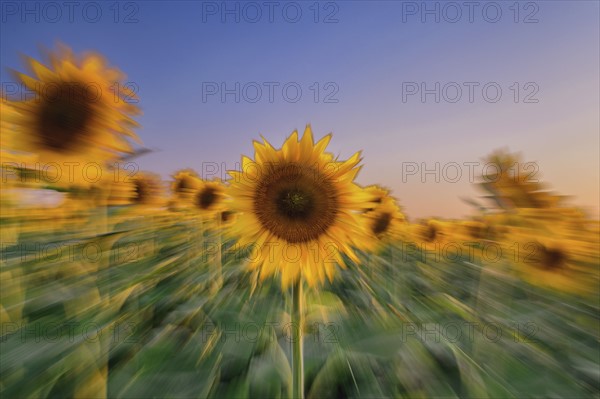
[292,279,304,399]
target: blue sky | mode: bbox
[2,1,599,219]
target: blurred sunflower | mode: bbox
[480,213,512,236]
[130,172,165,206]
[7,44,141,185]
[508,234,599,294]
[363,185,390,212]
[458,219,499,243]
[227,125,374,287]
[410,219,449,246]
[218,210,237,228]
[171,169,202,199]
[105,172,137,206]
[193,179,227,217]
[478,149,566,210]
[361,196,406,250]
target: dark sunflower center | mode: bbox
[277,189,315,219]
[425,225,437,242]
[468,225,484,239]
[372,212,392,236]
[176,177,193,193]
[133,180,149,204]
[254,164,338,243]
[365,196,383,213]
[36,81,95,152]
[539,246,566,270]
[198,187,217,210]
[221,211,232,223]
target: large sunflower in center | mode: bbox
[227,126,374,287]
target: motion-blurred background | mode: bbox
[1,1,599,398]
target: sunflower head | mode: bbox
[359,195,406,250]
[410,219,447,245]
[459,220,496,242]
[363,185,390,212]
[171,169,202,197]
[227,125,374,287]
[423,220,441,243]
[193,179,227,216]
[218,210,238,228]
[527,240,569,272]
[129,172,164,206]
[6,44,142,186]
[505,232,598,295]
[103,172,132,206]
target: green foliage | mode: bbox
[1,226,599,398]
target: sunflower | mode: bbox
[171,169,202,198]
[478,149,567,210]
[218,210,238,228]
[129,172,165,206]
[104,171,137,206]
[506,233,599,294]
[363,185,390,212]
[227,125,375,287]
[361,195,406,250]
[410,219,449,246]
[457,219,500,243]
[193,179,227,217]
[7,44,141,185]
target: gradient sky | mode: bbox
[2,0,599,220]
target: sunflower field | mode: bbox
[1,46,599,399]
